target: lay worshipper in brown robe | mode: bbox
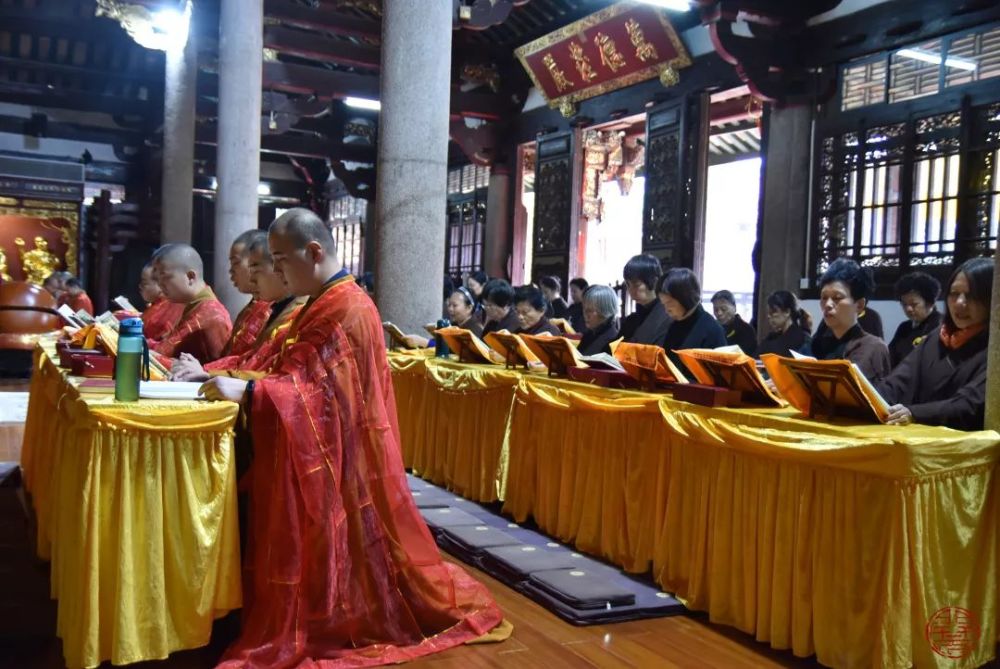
[170,233,306,381]
[200,209,506,667]
[138,263,184,342]
[221,229,272,358]
[151,243,233,364]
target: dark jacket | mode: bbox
[876,328,987,431]
[456,315,484,339]
[482,309,521,337]
[545,297,570,319]
[567,302,585,334]
[519,316,561,337]
[807,323,891,382]
[723,314,757,356]
[620,299,671,345]
[577,318,619,356]
[758,325,811,358]
[888,309,941,368]
[662,305,727,375]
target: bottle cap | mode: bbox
[120,317,144,336]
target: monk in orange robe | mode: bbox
[138,263,184,342]
[201,209,505,667]
[151,243,232,363]
[171,234,305,380]
[221,230,272,358]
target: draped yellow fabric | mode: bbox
[20,343,242,669]
[389,352,1000,668]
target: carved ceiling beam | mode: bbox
[0,80,153,117]
[194,124,376,163]
[262,25,380,69]
[449,119,499,166]
[264,0,381,41]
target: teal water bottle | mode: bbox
[434,318,451,358]
[115,318,150,402]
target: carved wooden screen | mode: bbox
[641,96,707,272]
[531,132,576,285]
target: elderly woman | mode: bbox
[658,268,726,373]
[513,285,561,336]
[887,271,942,368]
[577,285,620,355]
[447,286,484,337]
[806,258,890,381]
[481,279,521,335]
[877,258,992,430]
[757,290,812,358]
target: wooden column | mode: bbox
[986,251,1000,432]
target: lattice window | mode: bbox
[328,196,366,276]
[444,164,490,276]
[842,59,887,111]
[945,25,1000,88]
[889,40,942,104]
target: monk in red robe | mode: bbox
[201,209,505,667]
[138,263,184,342]
[171,234,305,380]
[152,243,233,363]
[222,230,272,358]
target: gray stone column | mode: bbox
[986,251,1000,431]
[160,22,196,244]
[214,0,262,313]
[374,0,452,333]
[755,106,812,333]
[483,166,512,279]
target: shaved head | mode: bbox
[155,243,204,274]
[270,208,336,255]
[232,229,263,254]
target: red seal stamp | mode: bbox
[925,606,980,659]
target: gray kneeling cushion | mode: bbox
[527,568,635,609]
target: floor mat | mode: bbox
[407,473,687,626]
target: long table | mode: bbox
[20,342,242,669]
[389,351,1000,669]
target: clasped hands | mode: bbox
[170,353,248,402]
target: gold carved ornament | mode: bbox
[569,41,597,83]
[625,18,659,63]
[542,53,574,93]
[594,32,627,73]
[0,248,11,281]
[0,203,78,279]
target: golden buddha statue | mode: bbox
[15,236,61,285]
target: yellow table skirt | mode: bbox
[389,352,1000,669]
[20,343,242,669]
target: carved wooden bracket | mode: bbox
[449,119,498,167]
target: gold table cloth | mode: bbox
[20,343,242,669]
[388,352,1000,669]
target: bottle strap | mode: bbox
[141,339,151,382]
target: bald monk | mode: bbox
[201,209,505,667]
[221,229,272,358]
[152,243,232,363]
[171,233,306,380]
[138,262,184,342]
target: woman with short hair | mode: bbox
[447,287,484,338]
[657,268,726,374]
[806,258,890,381]
[513,285,561,336]
[757,290,812,358]
[481,279,521,336]
[888,271,942,368]
[577,285,620,355]
[539,275,569,319]
[567,277,589,333]
[620,254,670,344]
[877,258,993,430]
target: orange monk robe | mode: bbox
[142,297,185,342]
[217,275,504,668]
[63,291,95,316]
[152,287,232,363]
[222,298,272,357]
[204,297,305,377]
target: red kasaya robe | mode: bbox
[143,297,185,343]
[217,276,503,668]
[152,287,233,363]
[63,291,95,316]
[205,297,306,377]
[223,298,272,358]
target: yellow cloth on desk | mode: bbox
[20,343,242,669]
[389,352,1000,669]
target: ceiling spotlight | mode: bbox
[634,0,692,10]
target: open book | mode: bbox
[139,380,204,400]
[519,333,630,377]
[70,323,169,380]
[382,321,423,350]
[57,304,88,329]
[760,353,890,423]
[612,342,689,385]
[483,330,541,368]
[113,295,139,313]
[675,348,783,407]
[433,326,503,364]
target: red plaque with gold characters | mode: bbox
[515,3,691,117]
